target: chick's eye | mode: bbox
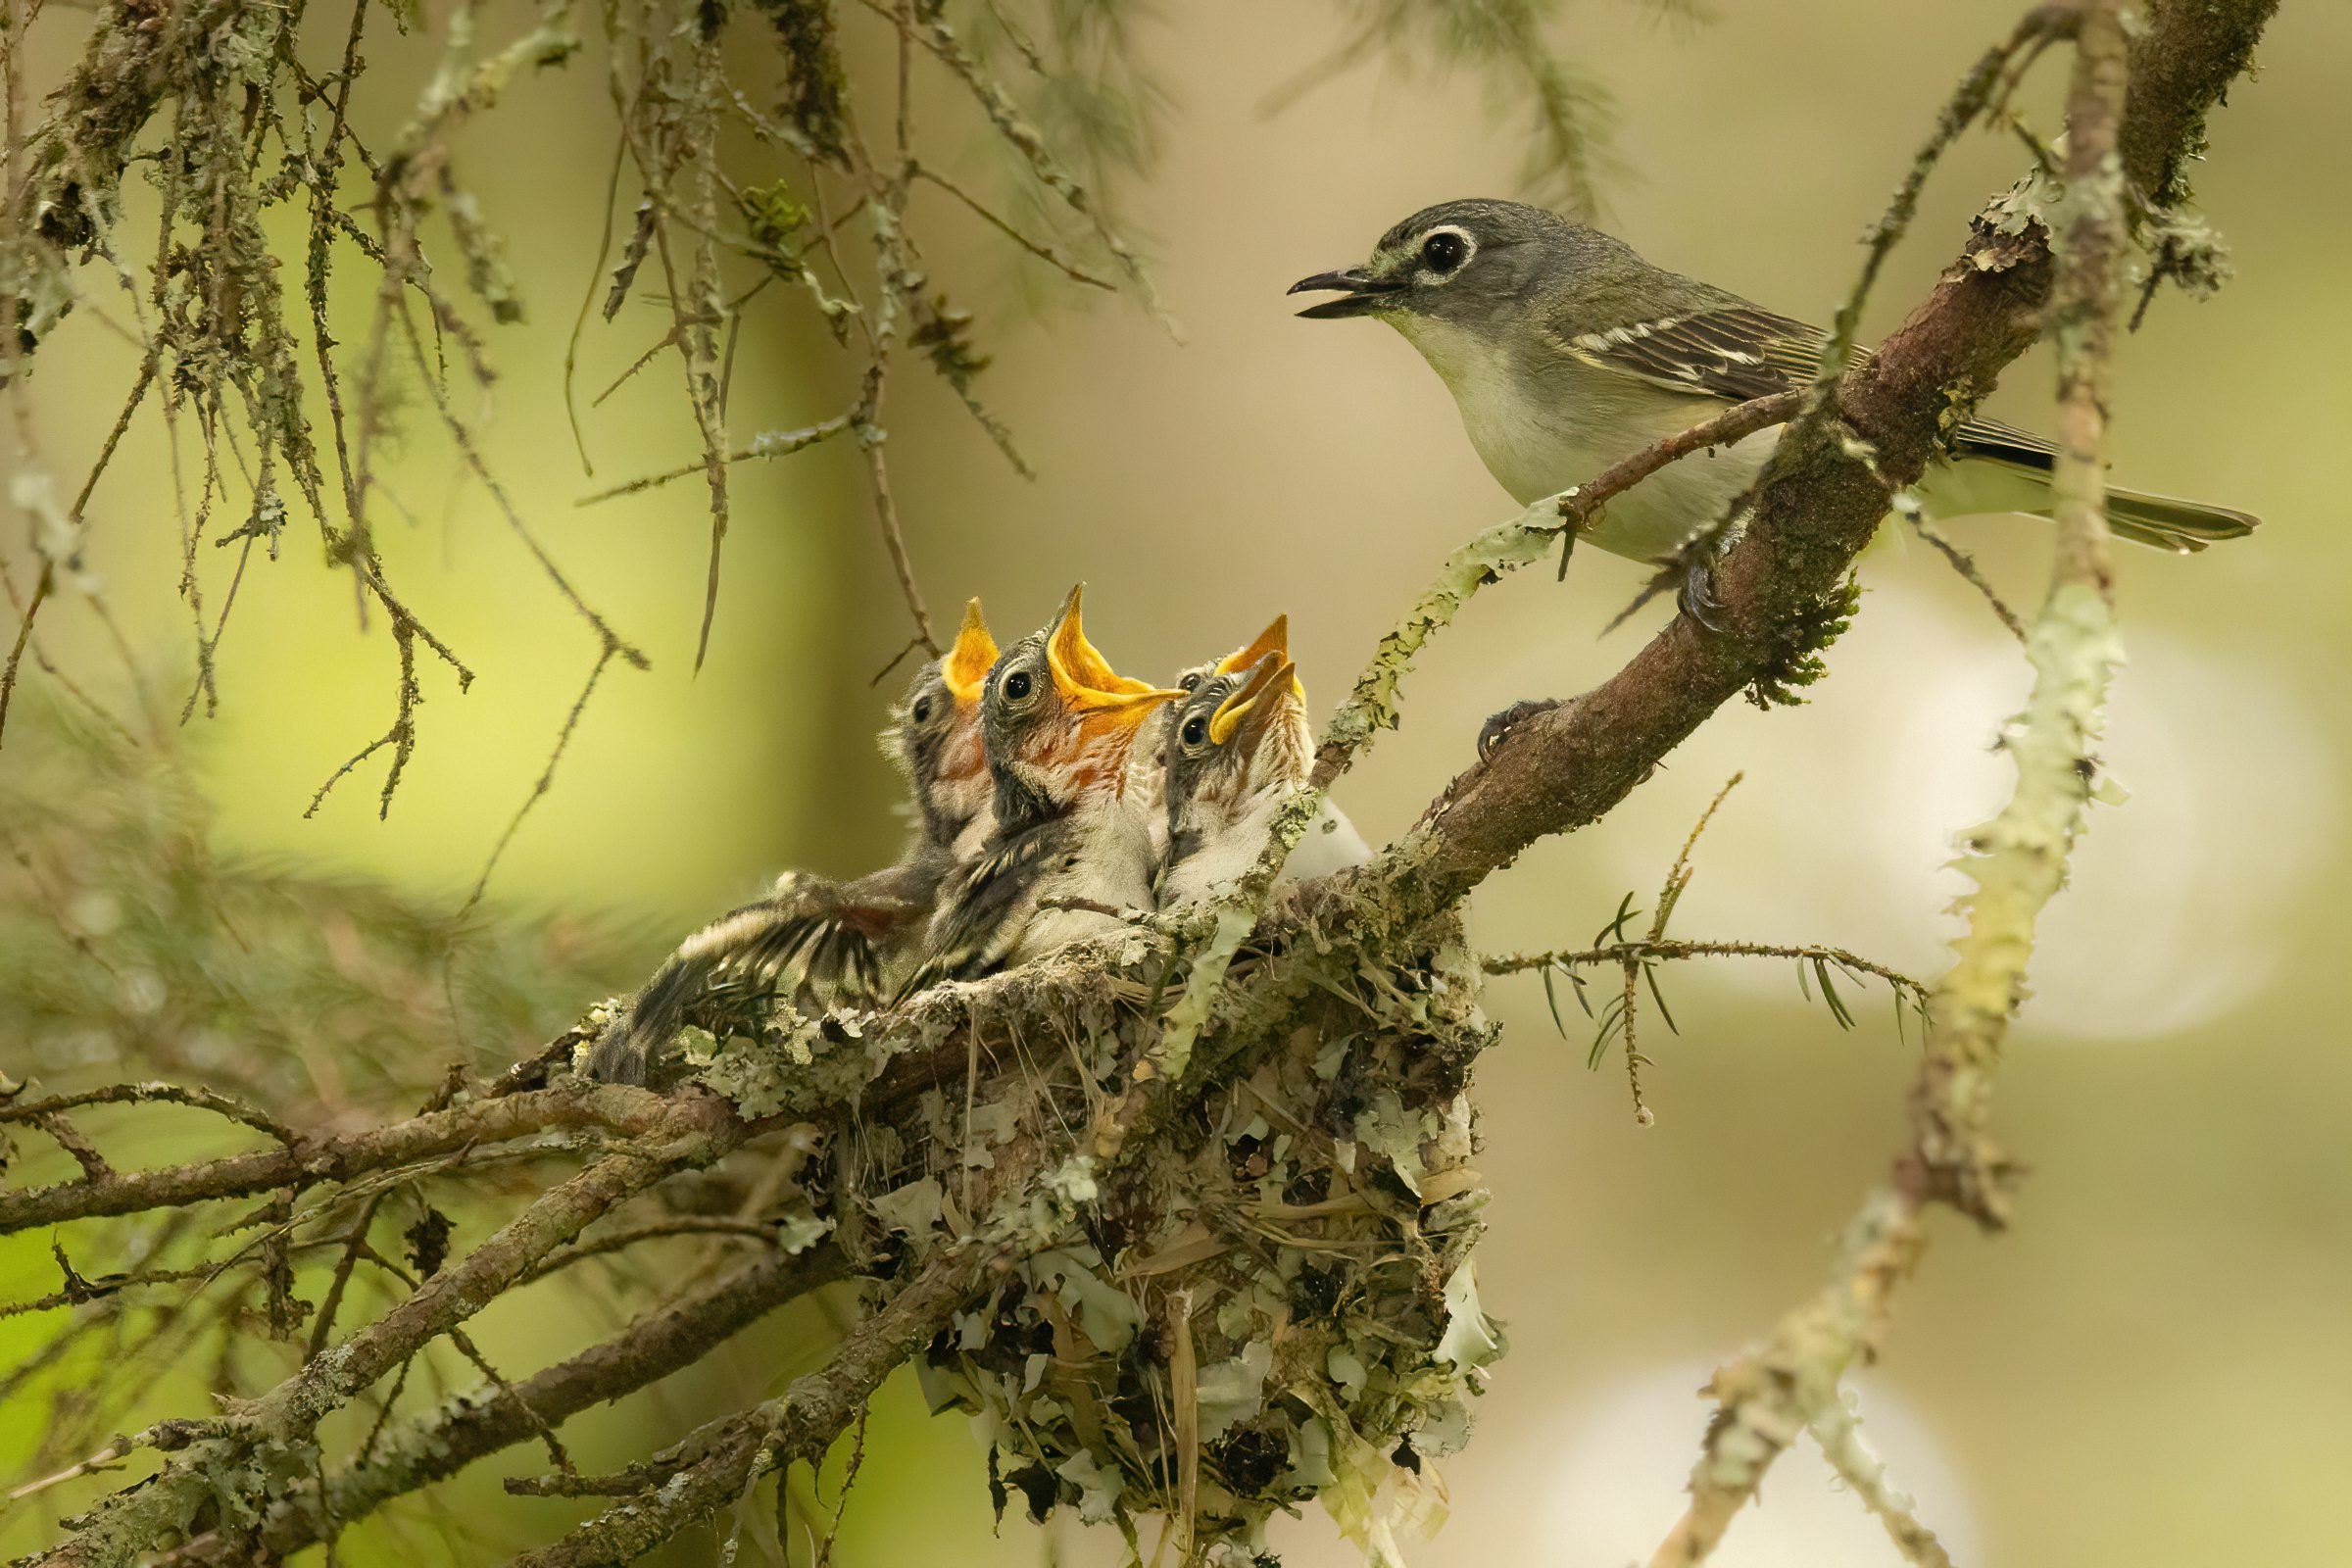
[1421,230,1467,272]
[1178,672,1201,693]
[1181,716,1207,747]
[1003,669,1033,702]
[912,697,934,723]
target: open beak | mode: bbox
[1208,655,1296,747]
[1214,615,1306,703]
[1047,584,1187,723]
[941,598,998,704]
[1215,613,1288,676]
[1289,268,1397,319]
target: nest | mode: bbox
[858,937,1505,1561]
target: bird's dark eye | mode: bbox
[1003,669,1033,702]
[912,697,934,723]
[1181,716,1207,747]
[1421,230,1467,272]
[1178,672,1201,693]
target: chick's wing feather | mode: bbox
[896,821,1063,1000]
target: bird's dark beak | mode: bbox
[1288,268,1397,319]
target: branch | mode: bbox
[30,1094,753,1568]
[1555,390,1804,570]
[1486,940,1926,1001]
[152,1246,847,1565]
[1807,1395,1956,1568]
[507,1248,983,1567]
[0,1082,697,1235]
[1648,4,2155,1560]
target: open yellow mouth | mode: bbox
[1209,655,1297,747]
[1214,614,1305,701]
[1215,613,1288,676]
[941,598,998,704]
[1047,585,1185,719]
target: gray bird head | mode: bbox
[981,585,1183,829]
[884,598,998,847]
[1290,197,1648,343]
[1163,650,1309,851]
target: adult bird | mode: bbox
[1291,198,2258,566]
[587,600,1001,1083]
[1158,650,1370,909]
[899,585,1184,998]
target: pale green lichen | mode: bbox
[1928,578,2121,1175]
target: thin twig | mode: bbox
[1905,507,2030,642]
[462,643,617,910]
[1807,1396,1956,1568]
[855,372,939,656]
[907,163,1118,291]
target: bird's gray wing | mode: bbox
[1946,415,2058,470]
[589,880,861,1083]
[894,822,1060,1001]
[1545,303,1829,404]
[1553,305,2072,467]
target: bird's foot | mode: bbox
[1604,515,1741,636]
[1478,699,1562,761]
[1676,552,1723,630]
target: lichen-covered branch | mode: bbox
[0,1082,698,1235]
[1807,1393,1956,1568]
[1647,5,2152,1560]
[507,1248,983,1567]
[29,1095,754,1568]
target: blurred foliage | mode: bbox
[0,699,635,1119]
[0,0,1635,871]
[0,699,765,1558]
[1273,0,1710,219]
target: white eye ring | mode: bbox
[1416,226,1476,280]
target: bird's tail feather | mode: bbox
[1942,434,2259,555]
[2101,484,2260,554]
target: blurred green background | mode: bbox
[5,0,2348,1562]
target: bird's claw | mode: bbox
[1604,535,1731,636]
[1677,554,1724,631]
[1478,699,1561,761]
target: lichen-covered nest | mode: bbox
[850,938,1505,1562]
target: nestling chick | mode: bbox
[1126,613,1294,859]
[900,585,1183,997]
[1158,650,1370,908]
[586,601,1000,1083]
